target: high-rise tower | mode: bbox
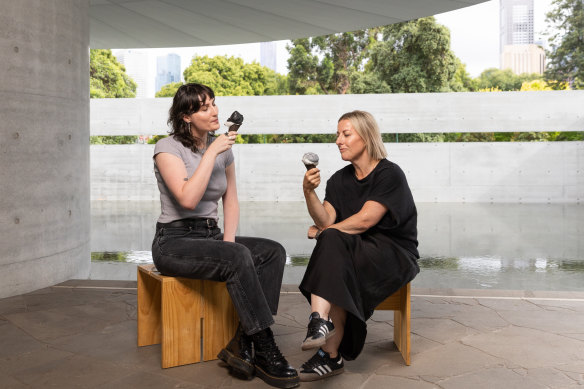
[500,0,534,50]
[500,0,544,74]
[260,41,277,72]
[155,53,181,93]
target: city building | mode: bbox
[260,41,277,72]
[115,49,155,98]
[501,43,545,74]
[499,0,544,74]
[155,53,181,93]
[500,0,534,49]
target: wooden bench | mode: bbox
[137,264,238,368]
[374,282,411,365]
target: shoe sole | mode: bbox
[217,348,255,379]
[299,367,344,382]
[301,328,336,351]
[255,365,300,389]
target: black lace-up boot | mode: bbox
[252,327,299,388]
[218,324,255,379]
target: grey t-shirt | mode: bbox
[153,135,234,223]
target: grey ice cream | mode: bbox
[224,110,244,132]
[302,152,319,170]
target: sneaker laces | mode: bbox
[306,314,329,337]
[302,349,329,369]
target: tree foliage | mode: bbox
[180,55,287,96]
[545,0,584,89]
[368,17,459,93]
[449,59,478,91]
[287,17,463,94]
[90,136,138,144]
[89,49,137,98]
[520,79,554,91]
[476,68,541,91]
[287,31,374,94]
[155,82,184,97]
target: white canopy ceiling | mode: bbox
[90,0,487,49]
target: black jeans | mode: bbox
[151,223,286,335]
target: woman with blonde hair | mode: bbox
[298,110,419,381]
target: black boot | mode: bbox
[218,324,255,379]
[252,327,299,389]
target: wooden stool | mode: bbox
[374,282,411,365]
[137,264,238,368]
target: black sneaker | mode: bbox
[301,312,335,351]
[299,348,344,381]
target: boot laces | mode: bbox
[256,330,285,361]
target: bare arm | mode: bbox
[155,133,235,210]
[222,162,239,242]
[303,167,336,229]
[327,200,388,235]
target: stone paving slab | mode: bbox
[0,282,583,388]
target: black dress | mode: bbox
[299,159,420,360]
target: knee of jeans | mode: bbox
[271,242,287,265]
[229,247,255,272]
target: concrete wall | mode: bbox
[90,91,584,135]
[91,142,584,203]
[0,1,90,298]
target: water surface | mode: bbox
[91,201,584,291]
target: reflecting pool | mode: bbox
[91,201,584,291]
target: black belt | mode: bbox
[158,218,218,229]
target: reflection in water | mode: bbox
[91,251,152,263]
[91,201,584,291]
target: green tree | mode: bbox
[350,72,392,94]
[147,135,168,144]
[287,31,374,94]
[155,82,184,97]
[476,68,541,91]
[90,49,137,98]
[182,55,286,96]
[449,59,477,91]
[90,136,138,144]
[545,0,584,89]
[520,79,554,91]
[367,17,459,93]
[286,38,322,94]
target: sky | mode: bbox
[114,0,556,96]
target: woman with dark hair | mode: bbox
[151,83,299,388]
[298,110,419,381]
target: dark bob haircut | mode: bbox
[167,83,215,152]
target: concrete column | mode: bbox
[0,0,90,298]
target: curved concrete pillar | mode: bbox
[0,1,90,298]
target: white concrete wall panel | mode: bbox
[90,91,584,135]
[91,142,584,203]
[91,145,159,201]
[0,1,90,298]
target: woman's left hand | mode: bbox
[307,225,321,239]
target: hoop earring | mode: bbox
[185,121,190,133]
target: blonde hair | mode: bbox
[338,110,387,160]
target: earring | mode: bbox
[185,121,190,132]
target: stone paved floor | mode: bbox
[1,280,584,388]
